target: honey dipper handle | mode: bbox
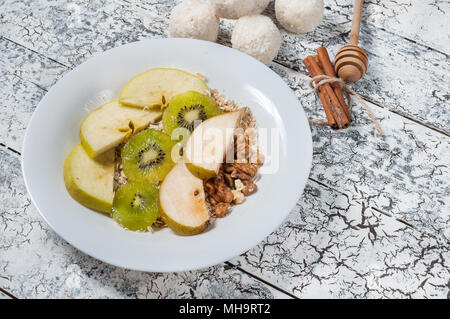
[349,0,364,45]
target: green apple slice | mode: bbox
[184,111,242,179]
[159,161,210,235]
[118,68,210,109]
[80,100,162,158]
[64,144,115,213]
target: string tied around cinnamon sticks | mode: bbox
[308,74,382,136]
[303,46,382,137]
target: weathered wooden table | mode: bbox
[0,0,448,299]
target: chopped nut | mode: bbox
[231,189,245,204]
[241,180,257,196]
[152,217,167,229]
[205,177,233,203]
[239,107,257,129]
[234,179,245,192]
[224,192,234,203]
[237,163,258,177]
[224,163,258,180]
[214,202,230,218]
[204,180,215,195]
[211,89,239,112]
[207,194,218,206]
[148,121,163,131]
[223,172,234,188]
[113,146,128,192]
[200,89,261,220]
[234,130,247,163]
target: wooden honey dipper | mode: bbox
[334,0,368,83]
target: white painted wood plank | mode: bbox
[0,72,45,151]
[0,33,448,242]
[229,182,449,298]
[0,0,448,132]
[0,37,68,90]
[0,37,67,151]
[131,0,450,53]
[0,68,447,296]
[270,64,450,241]
[360,0,449,54]
[0,147,289,299]
[219,7,450,134]
[0,0,448,299]
[1,146,447,298]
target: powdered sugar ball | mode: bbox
[211,0,271,19]
[231,15,281,64]
[275,0,324,34]
[169,0,219,42]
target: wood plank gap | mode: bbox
[224,262,298,299]
[2,6,447,139]
[0,143,21,156]
[394,218,416,230]
[356,95,450,138]
[369,206,392,218]
[308,177,347,197]
[371,206,416,230]
[0,287,17,299]
[9,71,49,93]
[367,24,449,57]
[0,35,71,69]
[370,206,449,245]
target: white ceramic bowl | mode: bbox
[22,38,312,272]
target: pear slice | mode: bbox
[64,144,115,213]
[184,111,242,179]
[159,161,210,235]
[80,100,162,158]
[118,68,210,109]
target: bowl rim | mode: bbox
[21,38,313,272]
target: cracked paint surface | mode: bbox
[0,0,449,298]
[0,149,287,298]
[230,184,449,298]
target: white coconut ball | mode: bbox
[275,0,324,34]
[211,0,271,19]
[231,15,281,64]
[169,0,219,42]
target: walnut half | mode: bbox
[223,163,258,180]
[204,177,233,204]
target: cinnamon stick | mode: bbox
[303,56,337,129]
[304,56,349,129]
[316,47,352,122]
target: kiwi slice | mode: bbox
[121,129,177,183]
[162,91,222,138]
[112,181,159,231]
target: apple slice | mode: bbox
[118,68,210,109]
[184,111,242,179]
[80,100,162,158]
[159,161,209,235]
[64,144,115,213]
